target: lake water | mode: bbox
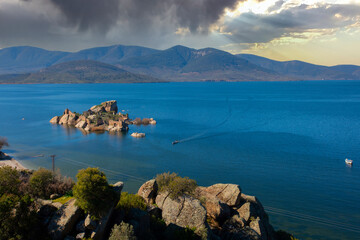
[0,81,359,239]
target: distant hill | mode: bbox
[117,45,287,81]
[0,44,359,82]
[0,45,159,74]
[56,45,160,65]
[0,46,67,74]
[0,60,162,84]
[238,54,360,80]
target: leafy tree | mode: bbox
[116,192,147,214]
[29,168,54,198]
[0,194,40,240]
[156,172,197,199]
[0,137,9,151]
[73,167,115,218]
[0,166,20,195]
[109,222,137,240]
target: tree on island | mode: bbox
[73,167,116,219]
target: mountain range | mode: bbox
[0,44,359,84]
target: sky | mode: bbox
[0,0,359,66]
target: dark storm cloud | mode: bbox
[49,0,121,32]
[35,0,240,33]
[0,0,242,50]
[221,3,360,43]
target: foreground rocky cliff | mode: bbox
[37,179,276,240]
[138,179,275,240]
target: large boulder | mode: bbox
[47,198,82,240]
[75,120,87,129]
[201,184,242,207]
[138,179,158,204]
[155,192,208,236]
[194,187,231,226]
[131,132,145,138]
[59,114,70,125]
[237,202,253,223]
[237,194,275,240]
[90,105,105,114]
[50,116,60,124]
[250,217,268,240]
[101,100,118,113]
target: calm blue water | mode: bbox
[0,82,359,239]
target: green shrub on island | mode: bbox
[73,167,116,218]
[0,166,21,195]
[116,192,147,214]
[156,172,197,199]
[109,222,137,240]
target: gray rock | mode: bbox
[155,192,208,235]
[194,186,231,226]
[237,202,253,222]
[47,198,82,240]
[250,217,267,240]
[84,214,98,230]
[138,179,158,204]
[203,184,242,207]
[113,181,124,194]
[91,206,115,240]
[238,194,276,240]
[76,232,85,240]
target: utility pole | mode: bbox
[50,155,56,173]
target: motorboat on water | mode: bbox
[172,140,180,145]
[345,158,353,166]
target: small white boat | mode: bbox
[345,158,353,165]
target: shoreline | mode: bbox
[0,152,27,170]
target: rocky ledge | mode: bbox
[138,180,276,240]
[35,175,293,240]
[50,100,156,134]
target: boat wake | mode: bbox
[173,98,233,144]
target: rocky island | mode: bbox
[50,100,156,134]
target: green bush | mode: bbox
[116,192,147,214]
[0,194,40,240]
[28,168,74,199]
[73,167,116,218]
[109,222,137,240]
[29,168,54,198]
[0,166,20,195]
[156,172,197,199]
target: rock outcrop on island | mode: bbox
[50,100,156,134]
